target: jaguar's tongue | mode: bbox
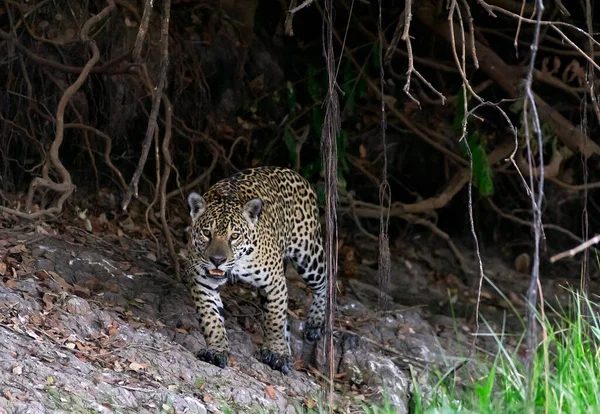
[209,269,225,277]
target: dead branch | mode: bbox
[410,213,469,274]
[63,124,128,190]
[515,146,573,180]
[122,0,171,211]
[345,169,466,217]
[328,22,464,166]
[478,3,600,54]
[377,0,392,308]
[583,0,600,126]
[550,234,600,263]
[415,1,600,159]
[0,1,117,220]
[284,0,298,36]
[0,29,132,74]
[479,27,600,57]
[532,69,585,99]
[343,140,514,221]
[486,198,582,244]
[548,177,600,192]
[166,149,219,200]
[133,0,154,61]
[144,128,163,257]
[383,10,405,65]
[158,95,181,280]
[346,192,378,241]
[321,0,341,405]
[484,0,537,15]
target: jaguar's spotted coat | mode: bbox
[186,166,327,374]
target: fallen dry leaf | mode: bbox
[292,359,304,370]
[3,279,16,289]
[0,262,6,276]
[71,284,91,299]
[128,361,148,372]
[264,385,276,400]
[47,271,73,291]
[35,225,50,235]
[42,293,55,310]
[36,270,49,280]
[113,361,123,372]
[8,244,26,254]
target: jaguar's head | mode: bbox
[186,192,262,280]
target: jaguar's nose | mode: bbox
[209,255,226,267]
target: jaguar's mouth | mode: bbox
[207,269,227,279]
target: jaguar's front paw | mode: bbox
[197,348,229,369]
[258,349,292,374]
[304,321,324,342]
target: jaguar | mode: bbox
[186,166,327,374]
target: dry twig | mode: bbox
[0,0,117,219]
[122,0,171,211]
[321,0,341,407]
[550,235,600,263]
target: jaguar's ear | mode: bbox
[187,192,206,221]
[243,198,263,227]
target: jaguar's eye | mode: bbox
[230,232,240,240]
[202,229,211,238]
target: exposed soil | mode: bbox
[0,216,591,414]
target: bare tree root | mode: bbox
[122,0,172,211]
[320,0,342,405]
[0,29,132,75]
[158,95,181,281]
[415,0,600,159]
[341,138,514,272]
[165,148,219,200]
[63,124,128,190]
[143,128,163,265]
[486,198,582,244]
[403,212,470,274]
[133,0,155,61]
[0,1,117,220]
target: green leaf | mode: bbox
[462,133,494,196]
[455,94,494,197]
[475,363,496,408]
[452,86,472,134]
